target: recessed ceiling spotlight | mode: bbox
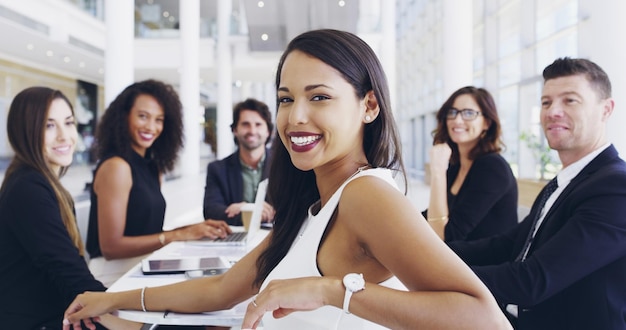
[338,0,346,7]
[261,33,269,41]
[46,50,54,57]
[79,62,86,68]
[63,56,71,63]
[26,44,34,50]
[258,1,265,8]
[163,11,170,18]
[98,68,104,74]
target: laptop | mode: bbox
[141,256,231,275]
[191,178,268,246]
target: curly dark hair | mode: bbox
[253,29,406,287]
[432,86,503,164]
[93,79,184,173]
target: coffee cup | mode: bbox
[240,203,255,231]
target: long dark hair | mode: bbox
[93,79,184,173]
[432,86,503,164]
[0,87,84,255]
[254,29,406,286]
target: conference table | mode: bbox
[107,227,269,328]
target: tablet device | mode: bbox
[141,256,230,275]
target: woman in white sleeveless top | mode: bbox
[64,29,511,330]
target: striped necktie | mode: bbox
[516,177,559,261]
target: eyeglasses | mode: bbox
[446,108,481,121]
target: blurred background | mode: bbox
[0,0,623,184]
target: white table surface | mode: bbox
[108,227,268,327]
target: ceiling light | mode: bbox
[46,50,54,57]
[26,44,34,50]
[98,68,104,74]
[261,33,269,41]
[63,56,71,63]
[258,1,265,8]
[79,62,86,68]
[163,11,170,18]
[338,0,346,7]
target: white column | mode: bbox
[379,0,396,111]
[442,0,473,96]
[216,0,233,160]
[104,1,134,107]
[179,0,201,177]
[579,0,626,156]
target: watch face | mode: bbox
[343,273,365,292]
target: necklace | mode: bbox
[345,164,371,183]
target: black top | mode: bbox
[87,151,166,258]
[0,167,106,329]
[424,152,518,242]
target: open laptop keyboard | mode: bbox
[213,231,247,242]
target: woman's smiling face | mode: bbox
[276,50,367,172]
[127,94,164,156]
[44,98,77,174]
[446,93,489,150]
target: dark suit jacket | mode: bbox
[449,145,626,330]
[203,148,271,226]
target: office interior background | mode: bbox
[0,0,624,183]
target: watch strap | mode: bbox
[343,289,354,314]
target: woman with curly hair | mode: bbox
[423,86,518,241]
[86,79,231,286]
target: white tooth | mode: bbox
[291,136,319,146]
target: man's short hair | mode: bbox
[543,57,612,99]
[230,98,273,131]
[230,98,274,146]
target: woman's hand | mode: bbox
[63,292,115,330]
[176,219,232,241]
[429,143,452,173]
[241,276,341,329]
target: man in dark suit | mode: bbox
[203,98,275,226]
[449,57,626,330]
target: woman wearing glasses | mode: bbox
[423,86,518,241]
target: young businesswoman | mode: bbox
[64,30,511,330]
[86,80,231,286]
[423,86,518,241]
[0,86,136,329]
